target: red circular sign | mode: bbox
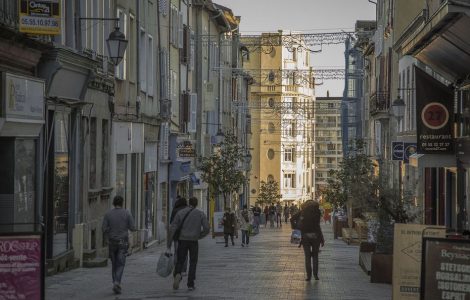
[421,102,449,130]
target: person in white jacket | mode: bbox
[238,205,253,247]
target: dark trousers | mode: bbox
[109,240,128,285]
[276,214,282,227]
[175,240,198,288]
[173,240,188,275]
[241,230,249,245]
[224,233,234,245]
[284,215,289,223]
[302,236,320,279]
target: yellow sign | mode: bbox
[19,0,60,35]
[392,223,446,300]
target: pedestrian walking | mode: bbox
[269,203,276,228]
[252,203,262,231]
[222,208,236,247]
[102,195,137,294]
[264,205,270,228]
[168,196,210,291]
[238,205,253,247]
[299,200,325,281]
[170,196,188,275]
[276,202,283,227]
[284,204,290,223]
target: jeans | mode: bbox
[109,239,128,285]
[224,233,234,245]
[276,214,282,227]
[302,235,321,279]
[175,240,198,288]
[173,240,188,275]
[241,230,249,245]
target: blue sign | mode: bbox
[392,142,404,161]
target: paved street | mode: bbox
[46,223,391,300]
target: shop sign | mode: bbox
[3,73,44,121]
[176,139,196,161]
[392,142,404,160]
[415,66,454,154]
[0,234,42,300]
[392,224,446,300]
[421,238,470,300]
[19,0,61,35]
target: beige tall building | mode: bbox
[243,31,316,205]
[314,95,343,197]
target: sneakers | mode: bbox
[173,274,182,290]
[188,286,196,291]
[112,284,121,294]
[224,244,228,247]
[241,243,245,247]
[314,275,320,280]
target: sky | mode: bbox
[215,0,376,97]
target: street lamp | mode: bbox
[106,27,128,65]
[391,96,405,120]
[80,18,128,65]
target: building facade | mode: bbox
[244,31,315,205]
[314,95,343,198]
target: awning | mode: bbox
[409,153,456,168]
[402,1,470,81]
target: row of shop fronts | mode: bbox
[355,0,470,232]
[0,0,249,276]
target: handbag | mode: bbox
[174,208,194,240]
[156,251,174,277]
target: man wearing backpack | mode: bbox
[299,200,325,281]
[168,197,209,291]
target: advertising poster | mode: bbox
[0,235,42,300]
[421,238,470,300]
[415,66,453,154]
[213,212,225,235]
[19,0,61,35]
[392,224,446,300]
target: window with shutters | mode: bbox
[178,12,183,49]
[147,35,154,96]
[189,93,197,133]
[181,92,190,132]
[181,25,190,64]
[170,5,178,47]
[189,30,195,71]
[139,28,146,92]
[160,48,169,100]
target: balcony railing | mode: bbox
[370,91,390,116]
[0,1,19,29]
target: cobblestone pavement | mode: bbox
[46,223,391,300]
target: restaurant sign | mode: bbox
[176,139,196,161]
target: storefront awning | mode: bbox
[402,1,470,81]
[409,153,456,168]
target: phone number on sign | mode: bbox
[21,17,58,28]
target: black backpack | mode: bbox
[290,211,302,230]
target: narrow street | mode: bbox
[46,223,391,300]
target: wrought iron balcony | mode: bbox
[369,91,390,117]
[0,1,19,30]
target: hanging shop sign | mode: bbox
[0,234,43,300]
[392,142,404,161]
[176,139,196,161]
[420,238,470,300]
[19,0,61,35]
[392,224,446,300]
[415,66,454,154]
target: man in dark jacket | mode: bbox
[299,200,325,281]
[222,208,236,247]
[168,197,209,291]
[102,195,136,294]
[170,197,188,275]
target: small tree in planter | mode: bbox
[199,132,246,210]
[256,180,282,206]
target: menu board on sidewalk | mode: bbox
[392,224,446,300]
[421,238,470,300]
[0,235,42,300]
